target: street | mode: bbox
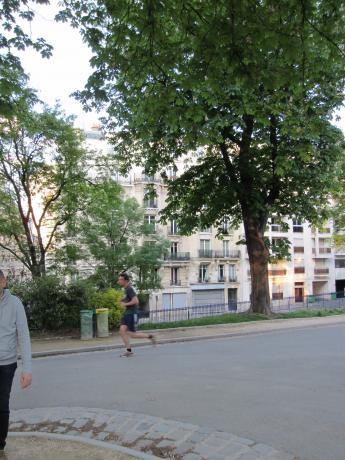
[12,324,345,460]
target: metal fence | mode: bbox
[138,292,345,325]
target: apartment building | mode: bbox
[72,127,340,309]
[114,166,336,311]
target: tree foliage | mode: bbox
[62,179,169,290]
[0,102,89,278]
[58,0,345,313]
[0,0,52,117]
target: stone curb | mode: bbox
[8,431,160,460]
[10,407,298,460]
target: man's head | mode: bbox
[118,272,129,287]
[0,269,7,292]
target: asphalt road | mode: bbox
[11,324,345,460]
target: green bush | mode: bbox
[10,276,95,331]
[89,288,124,329]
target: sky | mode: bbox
[17,1,345,133]
[17,2,98,129]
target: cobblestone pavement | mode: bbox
[10,407,298,460]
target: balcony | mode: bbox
[135,175,163,184]
[294,267,305,274]
[218,276,226,282]
[198,249,213,258]
[144,202,158,209]
[319,247,331,254]
[214,250,241,259]
[314,268,329,276]
[164,252,190,261]
[198,278,209,283]
[268,269,287,276]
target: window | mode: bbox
[272,237,283,247]
[218,265,225,282]
[271,217,281,232]
[169,220,179,235]
[171,242,178,254]
[144,215,156,232]
[335,259,345,268]
[293,219,303,233]
[143,188,157,208]
[221,218,230,233]
[200,239,211,257]
[223,240,230,257]
[199,264,208,282]
[229,264,237,282]
[170,267,179,285]
[272,292,283,300]
[200,226,212,233]
[294,267,305,274]
[168,166,177,180]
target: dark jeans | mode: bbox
[0,362,17,449]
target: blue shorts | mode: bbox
[121,312,138,332]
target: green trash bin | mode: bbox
[80,310,94,340]
[96,308,109,338]
[308,295,315,303]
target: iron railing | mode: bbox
[138,291,345,325]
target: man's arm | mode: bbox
[16,300,32,388]
[122,296,139,307]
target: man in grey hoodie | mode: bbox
[0,269,32,451]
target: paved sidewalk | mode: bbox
[30,314,345,357]
[9,407,297,460]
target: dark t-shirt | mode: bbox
[122,285,138,313]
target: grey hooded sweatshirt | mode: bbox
[0,289,32,373]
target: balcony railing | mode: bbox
[135,175,163,184]
[218,277,226,282]
[198,278,209,283]
[268,269,287,276]
[319,247,331,254]
[294,267,305,274]
[164,252,190,261]
[170,280,182,286]
[198,249,213,258]
[314,268,329,275]
[144,202,158,209]
[214,250,241,259]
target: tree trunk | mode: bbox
[242,212,272,315]
[30,254,46,278]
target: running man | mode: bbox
[118,273,156,357]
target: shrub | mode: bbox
[89,288,124,329]
[10,276,94,331]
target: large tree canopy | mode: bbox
[59,0,345,313]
